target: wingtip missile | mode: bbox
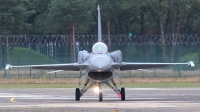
[187,61,195,67]
[5,64,13,70]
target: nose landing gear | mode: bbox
[99,93,103,101]
[75,78,125,101]
[94,85,103,102]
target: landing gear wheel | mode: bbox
[75,88,80,101]
[121,87,125,101]
[99,93,103,102]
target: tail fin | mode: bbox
[97,5,102,42]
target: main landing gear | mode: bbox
[106,79,126,101]
[75,88,80,101]
[121,87,125,101]
[75,79,93,101]
[75,78,125,101]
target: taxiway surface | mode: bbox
[0,88,200,112]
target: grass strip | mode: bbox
[0,82,199,88]
[121,82,200,88]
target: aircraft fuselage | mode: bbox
[89,54,112,72]
[86,53,115,82]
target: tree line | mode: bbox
[0,0,200,36]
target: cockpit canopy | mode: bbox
[92,42,108,54]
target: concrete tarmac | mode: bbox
[0,88,200,112]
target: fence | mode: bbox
[0,35,200,78]
[0,34,200,46]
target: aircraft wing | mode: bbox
[118,61,195,71]
[5,63,88,71]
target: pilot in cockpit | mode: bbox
[92,42,108,54]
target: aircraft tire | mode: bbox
[99,93,103,102]
[75,88,80,101]
[121,87,125,101]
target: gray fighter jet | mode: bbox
[5,5,195,102]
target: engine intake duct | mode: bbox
[88,72,112,81]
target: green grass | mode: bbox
[121,82,200,88]
[10,47,58,65]
[0,82,199,88]
[0,84,79,88]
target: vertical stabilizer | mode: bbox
[97,5,102,42]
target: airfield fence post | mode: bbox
[142,71,144,78]
[80,70,82,78]
[29,45,32,77]
[174,65,175,77]
[54,46,57,78]
[48,44,49,57]
[48,70,51,79]
[154,44,156,77]
[4,67,6,78]
[178,43,181,77]
[18,57,19,78]
[0,41,1,70]
[54,71,57,78]
[3,44,7,78]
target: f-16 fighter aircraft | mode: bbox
[5,5,195,102]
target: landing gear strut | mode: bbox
[75,77,125,101]
[75,79,94,101]
[97,86,103,101]
[105,79,126,101]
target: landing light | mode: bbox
[93,86,99,93]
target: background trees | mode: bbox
[35,0,95,35]
[0,0,200,35]
[0,0,35,35]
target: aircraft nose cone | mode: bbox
[90,56,111,71]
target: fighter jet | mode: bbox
[5,5,195,102]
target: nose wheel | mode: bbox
[99,93,103,101]
[98,86,103,101]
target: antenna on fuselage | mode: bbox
[97,5,102,42]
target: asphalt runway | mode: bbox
[0,88,200,112]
